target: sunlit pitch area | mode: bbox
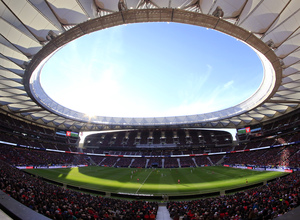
[27,166,287,196]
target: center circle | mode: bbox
[41,22,263,118]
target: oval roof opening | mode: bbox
[40,22,263,118]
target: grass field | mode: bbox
[27,166,287,196]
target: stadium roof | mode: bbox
[0,0,300,132]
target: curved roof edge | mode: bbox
[24,9,281,127]
[1,0,299,131]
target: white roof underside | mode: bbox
[0,0,300,131]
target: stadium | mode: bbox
[0,0,300,219]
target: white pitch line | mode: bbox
[135,170,153,194]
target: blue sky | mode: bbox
[41,22,263,119]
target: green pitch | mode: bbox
[27,166,286,196]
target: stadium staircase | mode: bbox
[156,204,172,220]
[113,158,120,167]
[145,159,150,168]
[216,156,225,165]
[86,156,97,165]
[215,144,234,165]
[192,157,198,167]
[129,158,135,167]
[177,158,181,168]
[206,156,213,165]
[98,158,106,166]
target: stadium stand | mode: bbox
[1,109,300,219]
[0,159,158,220]
[167,172,300,220]
[1,1,300,219]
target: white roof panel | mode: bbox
[0,0,299,131]
[47,0,88,24]
[238,0,288,34]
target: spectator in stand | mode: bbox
[0,159,158,220]
[168,172,300,220]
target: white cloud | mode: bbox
[41,23,261,119]
[224,80,234,89]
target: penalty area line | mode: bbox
[135,170,153,194]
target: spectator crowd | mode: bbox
[168,172,300,219]
[0,159,158,220]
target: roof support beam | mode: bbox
[1,0,41,44]
[260,0,292,39]
[266,100,300,104]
